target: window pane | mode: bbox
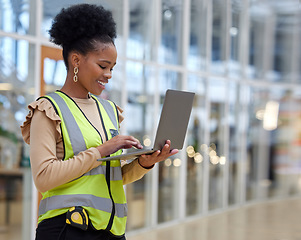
[128,0,155,60]
[186,75,206,216]
[247,2,273,80]
[211,0,227,75]
[208,79,227,210]
[228,82,240,205]
[269,89,301,197]
[229,0,242,78]
[126,62,156,139]
[159,0,184,65]
[272,9,300,82]
[0,38,32,82]
[43,58,66,93]
[246,87,271,200]
[0,0,36,35]
[248,4,264,79]
[189,0,208,71]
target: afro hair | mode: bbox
[49,4,116,46]
[48,4,117,68]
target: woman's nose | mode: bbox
[104,71,112,79]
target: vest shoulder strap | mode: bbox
[45,92,87,156]
[91,95,119,130]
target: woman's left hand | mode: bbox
[138,140,179,168]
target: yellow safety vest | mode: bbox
[37,91,127,237]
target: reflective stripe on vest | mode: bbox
[38,91,126,236]
[47,92,87,155]
[39,194,127,218]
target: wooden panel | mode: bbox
[40,46,63,96]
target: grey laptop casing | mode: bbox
[98,89,195,161]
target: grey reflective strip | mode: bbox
[96,97,118,130]
[83,164,122,181]
[47,93,86,155]
[39,194,127,218]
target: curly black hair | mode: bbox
[49,4,117,69]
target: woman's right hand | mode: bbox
[96,135,143,157]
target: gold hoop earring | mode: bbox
[73,67,78,82]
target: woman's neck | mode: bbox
[60,77,89,99]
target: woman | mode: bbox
[21,4,178,240]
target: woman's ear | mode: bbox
[70,52,81,68]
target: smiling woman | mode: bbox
[19,3,178,240]
[0,0,297,239]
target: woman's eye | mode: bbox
[99,65,106,69]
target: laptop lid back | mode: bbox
[153,89,195,151]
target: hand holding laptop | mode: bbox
[138,139,179,168]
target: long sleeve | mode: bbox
[29,109,103,192]
[121,159,152,185]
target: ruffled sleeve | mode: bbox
[20,97,61,145]
[116,105,124,124]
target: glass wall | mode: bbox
[157,70,182,223]
[0,35,35,239]
[125,62,156,230]
[0,0,300,239]
[269,89,301,197]
[228,81,240,205]
[0,0,36,35]
[245,87,271,200]
[186,75,206,216]
[208,79,227,210]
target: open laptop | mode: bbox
[98,89,195,161]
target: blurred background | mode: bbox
[0,0,300,239]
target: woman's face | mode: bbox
[76,42,117,97]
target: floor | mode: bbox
[1,198,300,240]
[127,198,301,240]
[0,224,22,240]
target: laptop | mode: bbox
[98,89,195,161]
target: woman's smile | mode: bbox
[97,80,107,89]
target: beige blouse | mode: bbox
[20,95,150,193]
